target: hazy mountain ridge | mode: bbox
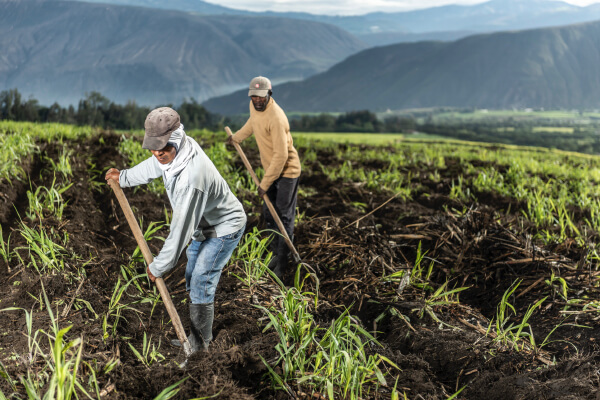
[0,0,366,106]
[61,0,600,44]
[203,20,600,113]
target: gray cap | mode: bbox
[142,107,180,150]
[248,76,272,97]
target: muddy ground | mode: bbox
[0,133,599,399]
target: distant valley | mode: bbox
[204,20,600,113]
[4,0,600,113]
[0,0,365,106]
[63,0,600,45]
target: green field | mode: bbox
[377,108,600,123]
[430,109,600,121]
[2,120,600,399]
[294,131,444,145]
[531,126,575,133]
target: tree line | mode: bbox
[419,122,600,155]
[0,89,413,133]
[3,88,599,154]
[290,110,600,154]
[0,89,224,131]
[289,111,416,133]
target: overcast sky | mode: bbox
[206,0,600,15]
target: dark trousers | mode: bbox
[263,176,299,268]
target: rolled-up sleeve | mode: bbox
[148,186,208,277]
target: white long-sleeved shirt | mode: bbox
[119,147,246,277]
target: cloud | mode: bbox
[208,0,600,15]
[207,0,483,15]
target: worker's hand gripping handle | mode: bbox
[107,179,193,357]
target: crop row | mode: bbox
[297,135,600,253]
[1,120,598,399]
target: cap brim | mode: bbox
[248,89,269,97]
[142,134,171,150]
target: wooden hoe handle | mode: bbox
[225,126,301,263]
[107,179,192,357]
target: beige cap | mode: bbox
[248,76,272,97]
[142,107,180,150]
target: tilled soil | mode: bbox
[0,133,599,399]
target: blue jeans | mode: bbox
[185,226,245,304]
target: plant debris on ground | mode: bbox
[0,127,599,399]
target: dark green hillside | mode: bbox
[0,0,366,107]
[204,20,600,113]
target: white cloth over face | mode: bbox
[157,124,201,185]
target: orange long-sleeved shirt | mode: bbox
[232,98,301,190]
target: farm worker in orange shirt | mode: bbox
[226,76,301,279]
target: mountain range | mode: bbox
[62,0,600,45]
[4,0,600,112]
[0,0,365,106]
[203,20,600,113]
